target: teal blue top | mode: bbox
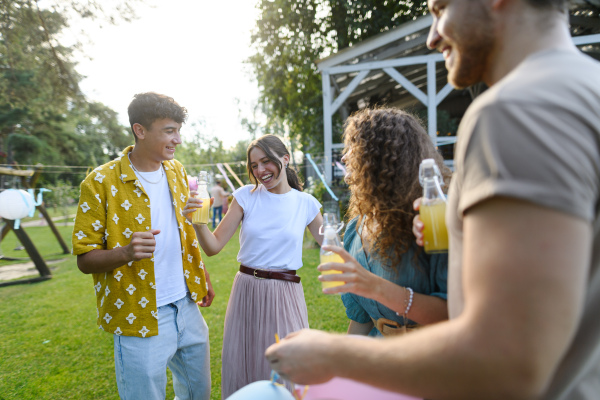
[341,217,448,337]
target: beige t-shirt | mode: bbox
[447,49,600,399]
[210,185,227,207]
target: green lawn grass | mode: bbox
[15,204,78,226]
[0,225,348,399]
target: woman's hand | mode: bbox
[318,245,386,301]
[182,191,214,222]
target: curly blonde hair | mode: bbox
[343,108,451,269]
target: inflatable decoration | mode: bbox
[299,377,421,400]
[226,380,296,400]
[0,188,51,229]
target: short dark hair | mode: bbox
[127,92,188,138]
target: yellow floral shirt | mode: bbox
[72,146,207,338]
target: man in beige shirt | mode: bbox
[265,0,600,398]
[209,180,228,229]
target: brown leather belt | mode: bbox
[371,317,420,336]
[239,265,301,284]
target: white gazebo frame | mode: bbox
[318,14,600,183]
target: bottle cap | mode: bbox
[419,158,441,187]
[324,226,337,240]
[198,171,208,182]
[421,158,435,168]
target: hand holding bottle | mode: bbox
[319,212,345,291]
[319,245,388,299]
[418,159,448,253]
[193,171,211,225]
[183,193,214,223]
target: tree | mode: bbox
[248,0,428,152]
[0,0,141,182]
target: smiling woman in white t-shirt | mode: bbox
[183,134,324,398]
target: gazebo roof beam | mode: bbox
[317,15,434,70]
[355,33,430,65]
[332,46,435,87]
[343,64,447,103]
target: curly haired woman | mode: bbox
[319,108,451,336]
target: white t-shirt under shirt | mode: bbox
[234,184,321,270]
[133,167,187,307]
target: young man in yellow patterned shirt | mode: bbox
[72,92,214,399]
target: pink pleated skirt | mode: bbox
[221,270,309,399]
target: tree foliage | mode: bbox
[0,0,141,186]
[248,0,428,152]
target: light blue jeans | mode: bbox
[114,294,211,400]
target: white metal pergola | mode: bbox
[317,14,600,183]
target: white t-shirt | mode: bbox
[234,184,321,270]
[133,167,187,307]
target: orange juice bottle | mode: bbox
[320,251,345,289]
[320,215,345,290]
[192,171,210,225]
[419,159,448,253]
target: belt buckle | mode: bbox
[375,317,401,333]
[253,268,266,280]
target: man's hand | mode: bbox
[265,329,338,385]
[412,198,424,246]
[197,271,215,307]
[77,229,160,274]
[125,230,160,261]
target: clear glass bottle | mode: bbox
[319,212,345,290]
[192,171,210,225]
[418,159,448,253]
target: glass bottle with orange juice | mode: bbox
[418,159,448,253]
[319,211,345,290]
[192,170,211,225]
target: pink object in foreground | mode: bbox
[188,177,198,192]
[298,378,421,400]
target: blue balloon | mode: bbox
[226,380,296,400]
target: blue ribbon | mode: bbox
[305,154,338,201]
[27,188,51,216]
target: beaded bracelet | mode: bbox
[404,287,414,317]
[396,287,414,326]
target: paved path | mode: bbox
[0,259,65,281]
[20,214,75,228]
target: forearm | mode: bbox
[322,317,543,400]
[77,248,131,274]
[192,224,224,256]
[371,278,448,325]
